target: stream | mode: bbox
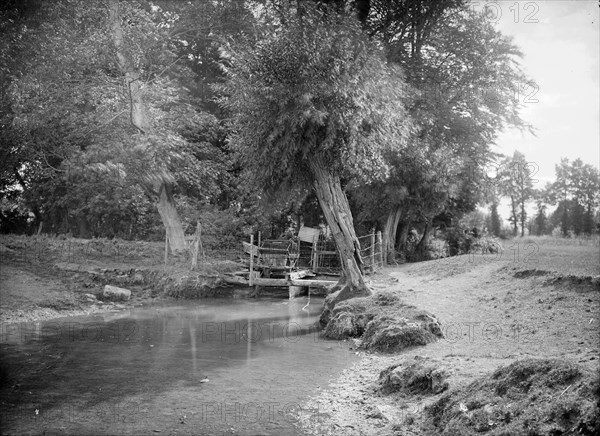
[0,295,357,435]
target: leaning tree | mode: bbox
[218,7,412,303]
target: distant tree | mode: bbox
[500,151,534,237]
[532,185,552,236]
[489,202,502,237]
[548,158,599,236]
[218,6,411,299]
[551,158,571,236]
[569,159,599,235]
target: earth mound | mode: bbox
[323,290,443,352]
[379,357,449,395]
[422,358,600,435]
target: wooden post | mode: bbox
[198,221,205,261]
[382,232,388,265]
[258,231,261,248]
[289,285,304,299]
[377,231,383,267]
[312,235,319,273]
[249,234,254,286]
[370,233,375,272]
[191,220,201,270]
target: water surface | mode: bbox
[0,296,356,435]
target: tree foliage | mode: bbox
[355,1,535,259]
[0,0,235,239]
[218,4,412,297]
[217,6,411,191]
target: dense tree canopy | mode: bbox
[0,0,597,265]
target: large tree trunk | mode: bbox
[509,195,518,236]
[396,219,410,253]
[383,205,402,263]
[308,157,371,324]
[109,0,186,254]
[156,183,187,253]
[415,222,433,260]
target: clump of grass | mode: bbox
[323,290,443,352]
[161,274,233,298]
[361,315,439,352]
[421,358,600,436]
[323,297,373,339]
[379,358,449,395]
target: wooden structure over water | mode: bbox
[221,226,384,298]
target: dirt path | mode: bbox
[299,255,599,435]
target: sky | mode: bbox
[471,0,599,222]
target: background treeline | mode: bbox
[0,0,598,262]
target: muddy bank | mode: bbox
[0,236,244,325]
[298,247,600,436]
[0,261,246,325]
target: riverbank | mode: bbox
[0,234,241,324]
[299,237,600,435]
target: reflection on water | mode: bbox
[0,296,356,436]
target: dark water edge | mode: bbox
[1,296,357,435]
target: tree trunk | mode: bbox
[156,183,187,254]
[520,200,526,237]
[396,220,409,253]
[383,205,402,263]
[415,222,433,260]
[109,0,186,253]
[77,215,91,239]
[308,156,371,323]
[509,195,518,236]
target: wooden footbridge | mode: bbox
[221,226,384,298]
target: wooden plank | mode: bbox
[290,279,337,288]
[259,248,289,254]
[243,241,259,257]
[256,265,289,271]
[221,274,248,285]
[298,226,320,243]
[288,270,313,280]
[253,277,289,287]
